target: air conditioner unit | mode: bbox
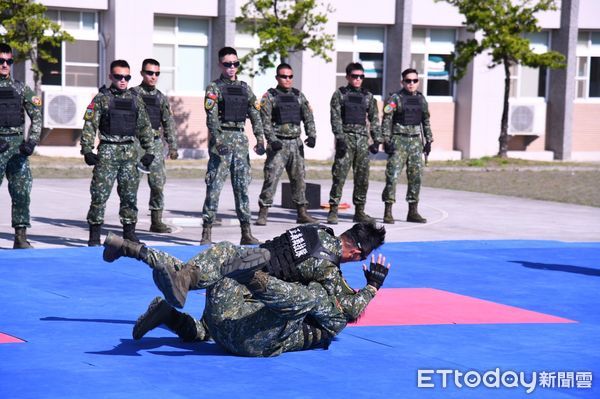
[508,102,546,135]
[43,91,93,129]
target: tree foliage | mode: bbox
[0,0,74,94]
[439,0,566,157]
[234,0,334,76]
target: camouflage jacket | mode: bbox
[132,84,178,151]
[260,86,316,142]
[0,75,42,141]
[80,85,154,154]
[382,88,433,143]
[330,85,381,142]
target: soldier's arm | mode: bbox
[330,90,344,140]
[161,95,178,150]
[367,93,382,143]
[259,92,277,144]
[305,281,348,336]
[329,271,377,322]
[204,84,223,144]
[246,86,264,145]
[80,94,103,154]
[135,96,154,151]
[22,85,42,143]
[381,95,397,142]
[300,93,316,139]
[421,96,433,143]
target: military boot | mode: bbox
[123,223,140,243]
[88,223,102,247]
[296,205,318,224]
[133,296,209,342]
[150,210,172,233]
[199,223,212,245]
[407,202,427,223]
[255,206,268,226]
[327,204,338,225]
[13,227,33,249]
[222,247,270,280]
[383,203,395,224]
[103,232,147,263]
[240,223,260,245]
[353,204,375,223]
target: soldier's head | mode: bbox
[275,63,294,90]
[141,58,160,87]
[218,47,239,81]
[345,62,365,89]
[109,59,131,91]
[0,43,14,78]
[401,68,419,94]
[340,222,386,262]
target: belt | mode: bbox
[222,127,245,133]
[99,140,134,145]
[154,135,162,140]
[394,133,421,137]
[0,132,23,137]
[275,136,299,140]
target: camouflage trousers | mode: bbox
[259,137,307,208]
[382,135,423,204]
[202,133,251,225]
[87,143,140,225]
[137,138,167,211]
[328,133,370,206]
[0,135,32,227]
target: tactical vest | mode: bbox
[394,93,423,126]
[269,88,301,125]
[0,86,24,128]
[100,93,137,137]
[132,87,162,130]
[259,224,340,282]
[340,87,368,125]
[217,81,248,123]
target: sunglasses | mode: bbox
[349,74,365,80]
[0,58,14,66]
[403,79,419,84]
[222,61,240,68]
[143,70,160,76]
[112,74,132,81]
[277,74,293,80]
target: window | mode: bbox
[576,31,600,98]
[336,25,385,97]
[411,28,455,97]
[508,32,549,98]
[153,16,209,94]
[235,25,278,96]
[40,10,99,88]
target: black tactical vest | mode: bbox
[0,87,24,128]
[140,94,161,129]
[217,81,248,123]
[100,93,137,137]
[259,224,340,283]
[269,88,301,125]
[340,87,368,125]
[394,93,423,126]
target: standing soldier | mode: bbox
[256,63,318,226]
[0,43,42,249]
[201,47,265,245]
[81,59,155,246]
[381,68,433,224]
[132,58,179,234]
[327,62,381,225]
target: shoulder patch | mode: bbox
[204,97,215,110]
[384,102,397,114]
[254,100,261,111]
[31,96,42,107]
[260,95,268,108]
[84,102,95,120]
[207,91,218,100]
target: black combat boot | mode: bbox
[123,223,140,243]
[296,205,318,224]
[88,223,102,247]
[407,202,427,223]
[199,223,212,245]
[255,206,268,226]
[327,204,338,225]
[240,223,260,245]
[383,203,395,224]
[13,227,32,249]
[102,232,147,262]
[222,247,271,280]
[353,204,375,223]
[133,297,209,342]
[150,210,172,233]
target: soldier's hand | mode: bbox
[254,142,266,156]
[363,253,390,290]
[140,153,155,167]
[368,141,380,154]
[0,138,9,153]
[216,143,230,156]
[84,152,99,166]
[169,148,179,160]
[19,139,36,157]
[335,139,347,159]
[304,136,316,148]
[384,140,396,155]
[423,141,432,156]
[270,141,283,152]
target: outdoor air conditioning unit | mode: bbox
[43,91,92,129]
[508,102,546,136]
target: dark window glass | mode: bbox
[39,43,62,86]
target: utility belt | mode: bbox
[154,135,162,140]
[0,132,23,137]
[99,140,134,145]
[275,135,299,140]
[221,127,245,133]
[393,133,421,137]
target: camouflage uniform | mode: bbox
[381,88,433,204]
[202,75,264,225]
[80,86,154,225]
[258,86,316,208]
[328,85,381,207]
[132,84,178,212]
[0,75,42,227]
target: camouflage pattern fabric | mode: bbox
[0,76,42,227]
[260,87,315,142]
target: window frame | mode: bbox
[575,31,600,102]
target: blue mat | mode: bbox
[0,240,598,398]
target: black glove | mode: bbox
[19,140,36,156]
[335,139,347,159]
[364,260,389,290]
[84,152,99,166]
[270,141,283,152]
[304,136,316,148]
[384,140,396,155]
[254,142,266,156]
[423,141,432,156]
[368,141,380,154]
[140,153,155,167]
[216,143,230,156]
[0,138,9,153]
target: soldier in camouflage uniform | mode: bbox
[255,63,318,226]
[132,58,179,234]
[381,68,433,224]
[201,47,265,245]
[328,62,382,225]
[0,43,42,249]
[81,60,155,246]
